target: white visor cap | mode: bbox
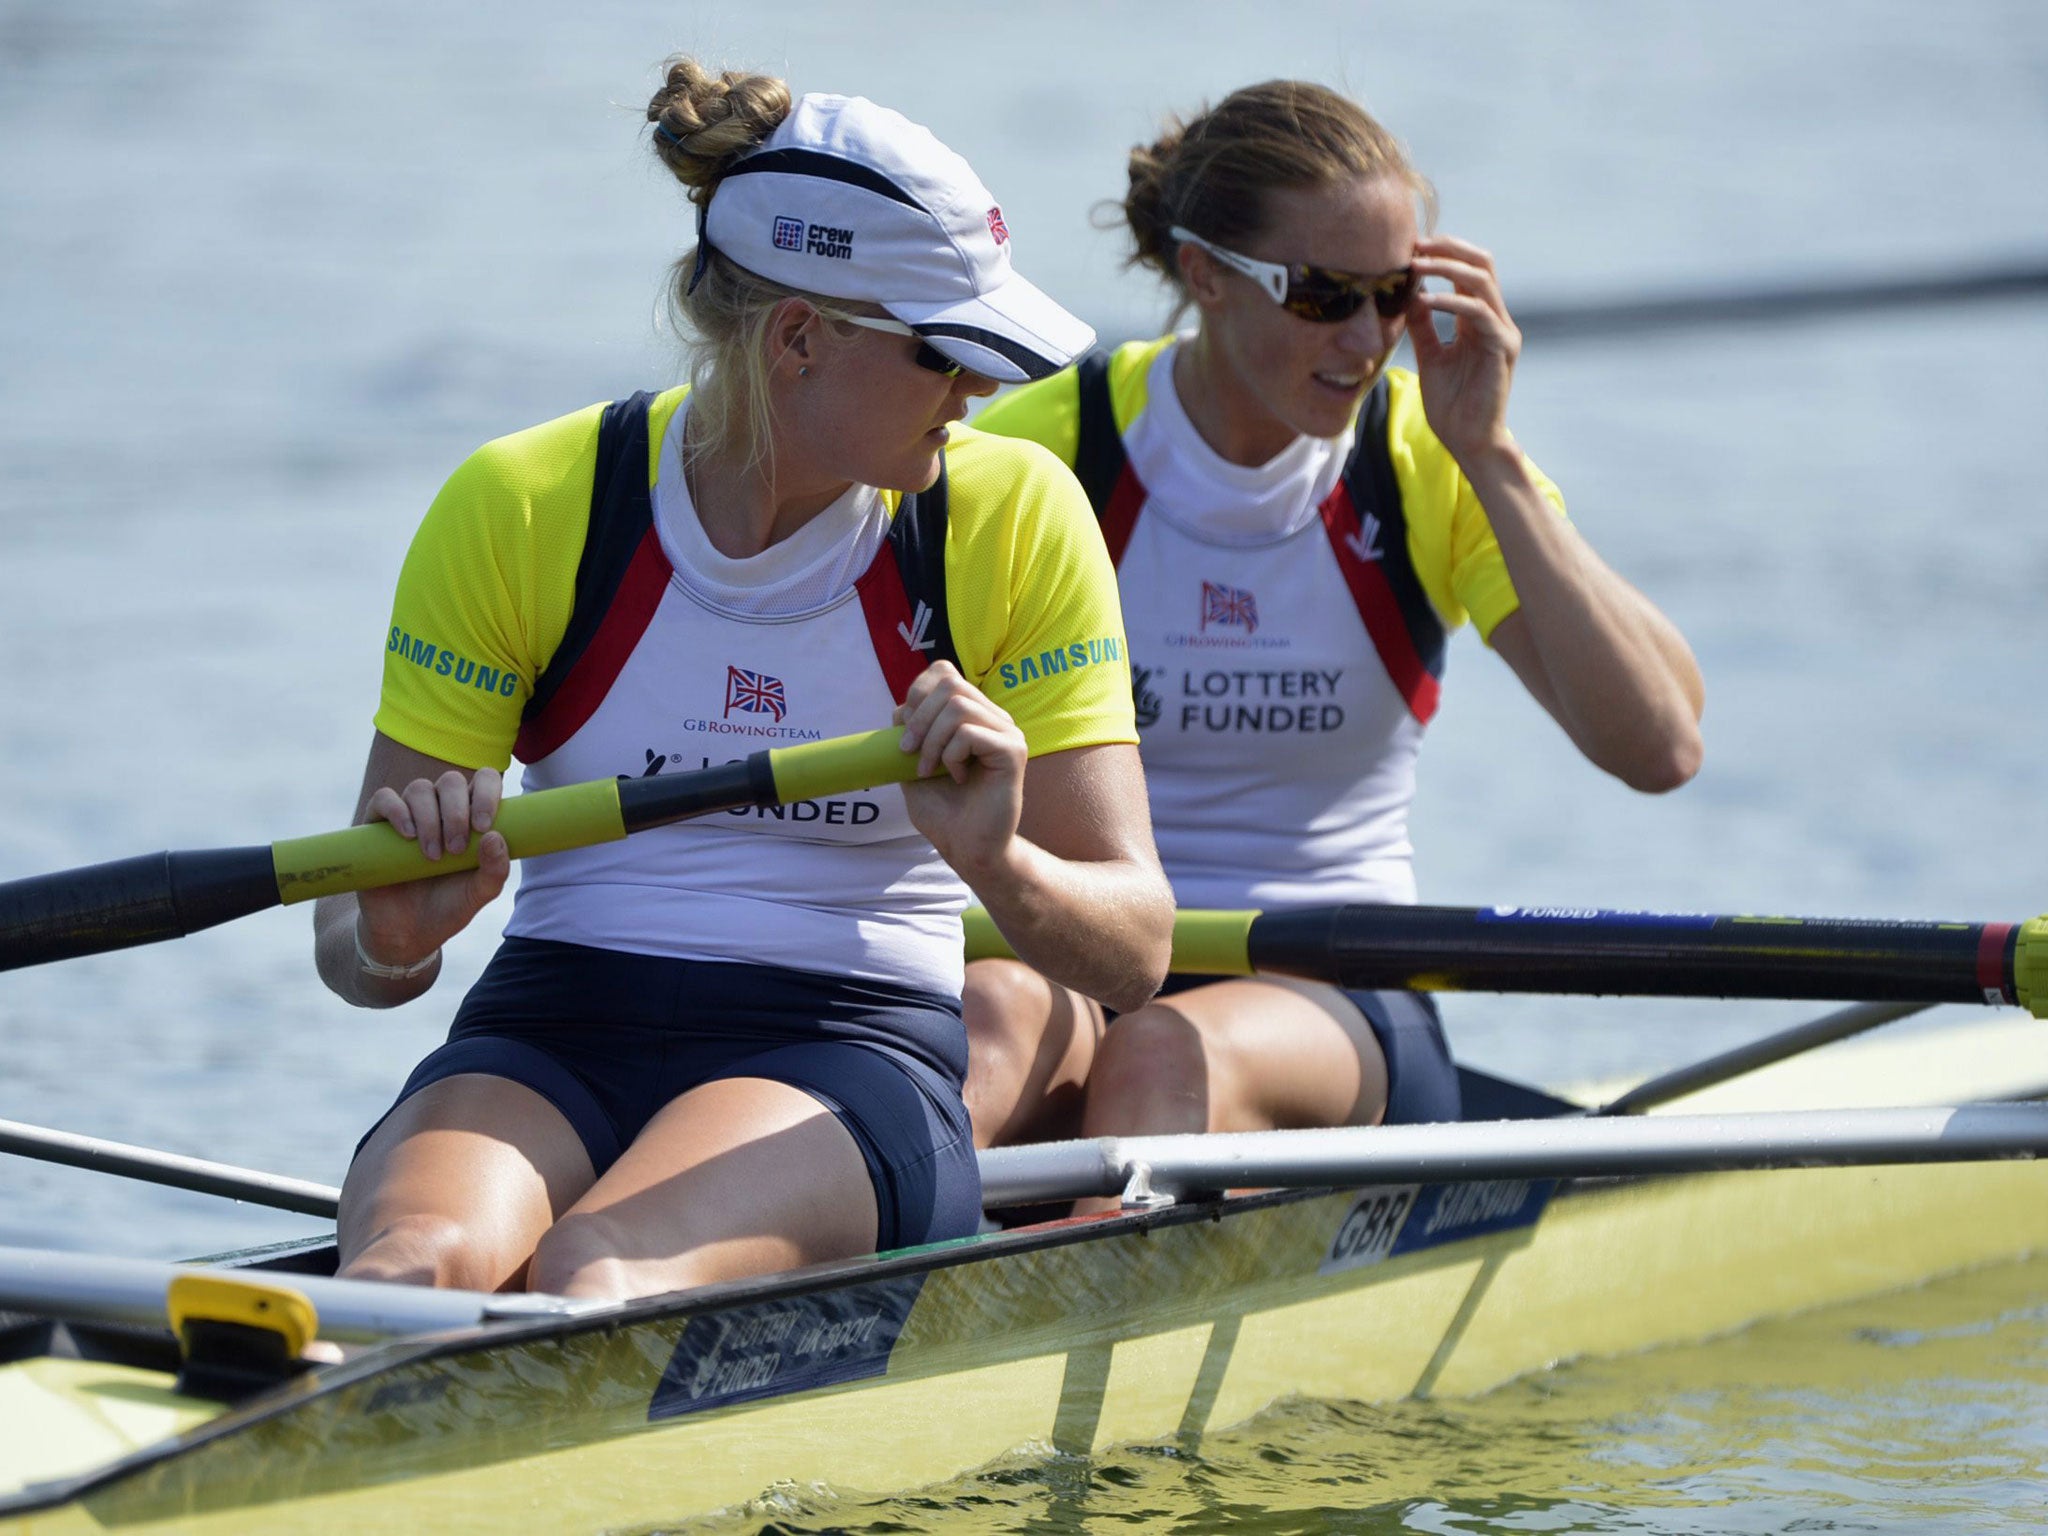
[699,93,1094,383]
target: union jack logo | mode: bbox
[986,206,1009,246]
[723,665,787,722]
[1200,580,1259,634]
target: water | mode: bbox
[671,1259,2048,1535]
[2,1,2046,1527]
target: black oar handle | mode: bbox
[1250,904,2039,1010]
[0,848,279,971]
[964,904,2048,1015]
[0,728,921,974]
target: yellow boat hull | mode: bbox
[6,1017,2045,1534]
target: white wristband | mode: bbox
[354,924,440,981]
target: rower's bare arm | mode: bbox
[1406,235,1702,794]
[997,742,1171,1015]
[897,665,1171,1014]
[1477,458,1704,793]
[312,732,510,1008]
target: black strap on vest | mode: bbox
[524,392,957,727]
[1071,352,1126,514]
[1354,380,1446,681]
[1067,360,1446,685]
[523,392,656,730]
[885,465,960,672]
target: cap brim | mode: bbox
[886,271,1096,384]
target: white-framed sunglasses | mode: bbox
[838,315,967,378]
[1169,225,1419,324]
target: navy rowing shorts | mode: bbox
[362,937,982,1252]
[1152,975,1462,1125]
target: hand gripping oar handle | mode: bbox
[0,728,922,972]
[964,904,2048,1018]
[267,728,920,899]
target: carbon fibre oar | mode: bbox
[0,728,924,973]
[0,1117,343,1217]
[975,1102,2048,1208]
[0,1245,600,1343]
[1509,257,2048,343]
[963,904,2048,1016]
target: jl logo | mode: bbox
[1344,509,1386,563]
[1132,664,1161,730]
[898,600,935,653]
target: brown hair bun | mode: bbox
[1124,80,1435,285]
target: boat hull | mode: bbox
[6,1018,2047,1533]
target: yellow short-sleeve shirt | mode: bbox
[374,390,1134,768]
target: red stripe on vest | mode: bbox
[1099,463,1144,569]
[854,540,931,704]
[1319,481,1440,725]
[1978,921,2015,1002]
[513,525,673,764]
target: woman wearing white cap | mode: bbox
[962,81,1703,1176]
[312,59,1171,1297]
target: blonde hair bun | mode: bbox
[646,57,793,204]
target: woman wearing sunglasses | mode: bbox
[313,59,1172,1296]
[962,80,1702,1173]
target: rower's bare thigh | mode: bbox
[339,1073,597,1290]
[962,957,1105,1148]
[1139,978,1390,1131]
[526,1076,879,1299]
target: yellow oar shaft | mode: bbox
[964,907,1258,976]
[1,726,925,972]
[272,777,627,903]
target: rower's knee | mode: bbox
[526,1213,633,1300]
[964,959,1043,1057]
[528,1218,770,1300]
[962,959,1050,1147]
[1085,1005,1216,1136]
[339,1212,509,1293]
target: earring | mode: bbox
[798,366,810,378]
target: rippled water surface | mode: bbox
[665,1259,2048,1535]
[3,1,2047,1529]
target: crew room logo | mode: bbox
[1200,580,1259,635]
[724,665,788,722]
[770,215,855,260]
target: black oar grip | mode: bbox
[0,847,278,972]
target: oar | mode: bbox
[13,1090,2048,1257]
[0,1244,600,1343]
[976,1102,2048,1208]
[1595,1001,1930,1116]
[0,727,924,973]
[1513,257,2048,343]
[963,904,2048,1014]
[0,1117,341,1218]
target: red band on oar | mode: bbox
[1978,922,2015,1002]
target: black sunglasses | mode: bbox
[842,315,967,378]
[1171,225,1419,324]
